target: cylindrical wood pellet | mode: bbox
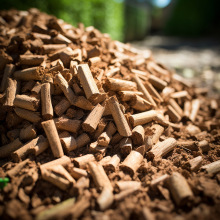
[54,98,71,116]
[20,54,45,66]
[41,82,53,120]
[76,133,90,148]
[97,122,116,147]
[103,154,121,172]
[73,154,96,168]
[30,135,49,156]
[0,138,23,159]
[60,136,77,152]
[11,136,39,162]
[129,110,157,127]
[14,67,43,81]
[168,172,193,206]
[3,78,17,108]
[14,94,39,111]
[167,105,181,123]
[148,74,167,90]
[131,125,145,146]
[150,137,177,157]
[145,82,163,102]
[183,100,191,118]
[88,162,113,191]
[189,99,200,122]
[106,77,137,91]
[97,187,114,211]
[77,64,100,101]
[14,107,41,123]
[107,96,132,137]
[120,138,132,156]
[68,167,88,179]
[133,74,156,107]
[130,95,152,111]
[20,124,37,141]
[0,64,15,92]
[82,104,105,133]
[169,98,183,116]
[41,119,64,158]
[120,150,143,176]
[119,91,143,102]
[40,156,71,170]
[54,72,76,105]
[55,117,81,133]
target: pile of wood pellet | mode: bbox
[0,9,220,220]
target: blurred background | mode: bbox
[0,0,220,93]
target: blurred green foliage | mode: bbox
[0,0,124,41]
[165,0,220,36]
[124,1,150,42]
